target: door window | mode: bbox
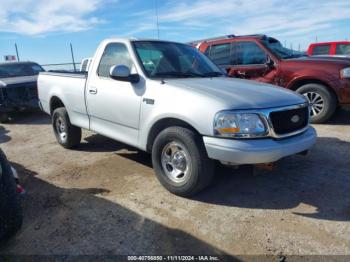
[98,43,133,77]
[312,44,331,55]
[208,43,231,65]
[233,41,267,65]
[335,44,350,55]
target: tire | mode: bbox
[0,149,22,242]
[296,83,337,124]
[151,126,214,197]
[52,107,81,149]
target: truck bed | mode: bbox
[38,71,90,129]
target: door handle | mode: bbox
[237,70,246,76]
[89,87,97,95]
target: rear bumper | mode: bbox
[203,127,317,164]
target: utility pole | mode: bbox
[70,43,77,72]
[15,43,20,61]
[155,0,160,39]
[315,36,318,43]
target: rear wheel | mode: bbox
[152,127,214,197]
[296,83,337,124]
[52,107,81,149]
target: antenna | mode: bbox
[70,43,77,72]
[15,43,20,61]
[155,0,160,39]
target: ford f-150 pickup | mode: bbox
[38,38,317,196]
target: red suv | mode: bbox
[307,41,350,57]
[197,35,350,123]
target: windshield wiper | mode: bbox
[201,71,224,77]
[284,54,306,59]
[152,71,224,78]
[185,71,224,77]
[152,72,199,78]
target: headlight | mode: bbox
[214,112,267,138]
[340,67,350,78]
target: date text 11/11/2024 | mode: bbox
[127,255,220,261]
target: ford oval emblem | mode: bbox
[291,115,300,123]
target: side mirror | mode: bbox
[109,65,140,83]
[265,56,274,68]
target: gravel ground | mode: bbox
[0,110,349,256]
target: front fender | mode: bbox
[286,71,337,91]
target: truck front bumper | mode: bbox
[203,127,317,165]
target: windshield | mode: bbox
[262,37,306,59]
[0,63,45,78]
[133,41,224,78]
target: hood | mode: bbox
[0,75,38,88]
[284,56,350,67]
[165,77,306,110]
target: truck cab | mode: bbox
[307,41,350,56]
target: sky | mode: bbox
[0,0,349,65]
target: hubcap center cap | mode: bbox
[172,152,186,170]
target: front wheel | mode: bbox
[52,107,81,149]
[296,83,337,124]
[152,127,214,197]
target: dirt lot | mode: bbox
[0,110,349,256]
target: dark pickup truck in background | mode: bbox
[0,62,44,122]
[196,35,350,123]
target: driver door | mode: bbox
[228,41,270,80]
[86,42,144,147]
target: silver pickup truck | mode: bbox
[38,38,316,196]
